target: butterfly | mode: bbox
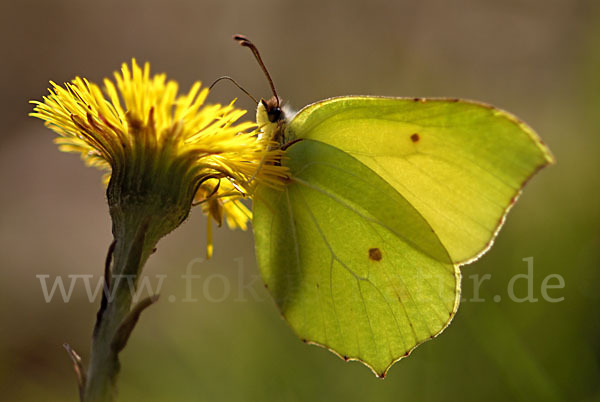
[234,35,554,378]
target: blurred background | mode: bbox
[1,0,598,400]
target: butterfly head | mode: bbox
[256,96,287,145]
[262,96,282,123]
[235,35,297,147]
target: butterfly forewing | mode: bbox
[285,97,554,264]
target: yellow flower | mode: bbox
[31,59,288,256]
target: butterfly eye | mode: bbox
[267,106,281,123]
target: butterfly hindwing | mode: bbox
[253,139,459,376]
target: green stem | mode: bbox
[83,215,158,402]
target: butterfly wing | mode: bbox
[252,96,552,376]
[253,139,459,377]
[285,96,554,264]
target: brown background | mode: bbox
[1,1,598,401]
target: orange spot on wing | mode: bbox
[369,248,382,261]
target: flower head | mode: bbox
[31,60,288,256]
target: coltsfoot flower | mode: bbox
[31,59,288,256]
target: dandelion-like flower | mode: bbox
[31,60,288,256]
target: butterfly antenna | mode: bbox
[234,34,280,107]
[209,76,258,104]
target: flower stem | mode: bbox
[83,214,158,402]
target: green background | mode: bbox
[1,0,598,401]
